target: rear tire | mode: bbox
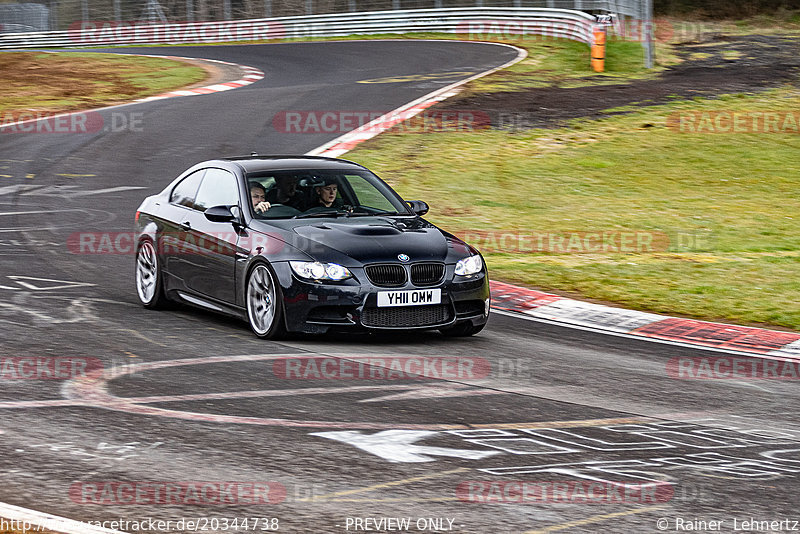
[246,263,287,339]
[439,321,485,337]
[135,239,168,309]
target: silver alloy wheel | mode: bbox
[247,264,277,336]
[136,241,158,304]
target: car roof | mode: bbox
[217,155,368,174]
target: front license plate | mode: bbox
[377,288,441,307]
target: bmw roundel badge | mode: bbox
[398,254,410,262]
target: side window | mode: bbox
[170,169,205,209]
[194,168,240,212]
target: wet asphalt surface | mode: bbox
[1,40,800,533]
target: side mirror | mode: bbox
[205,205,237,223]
[406,200,429,216]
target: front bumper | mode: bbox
[273,263,490,334]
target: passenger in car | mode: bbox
[310,178,342,210]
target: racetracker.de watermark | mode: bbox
[68,20,285,44]
[0,111,143,134]
[454,18,708,43]
[668,111,800,134]
[0,519,43,534]
[272,356,491,380]
[71,230,711,257]
[457,480,674,503]
[667,357,800,380]
[455,230,700,254]
[69,482,286,505]
[68,232,286,255]
[272,110,491,134]
[0,357,102,379]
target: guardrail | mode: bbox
[0,7,599,49]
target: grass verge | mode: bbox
[0,51,207,114]
[347,74,800,329]
[455,38,664,96]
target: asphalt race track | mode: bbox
[2,40,800,533]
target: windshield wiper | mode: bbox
[294,208,410,219]
[367,210,415,217]
[295,208,382,219]
[293,210,350,219]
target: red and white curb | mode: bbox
[0,501,124,534]
[490,281,800,359]
[307,41,527,158]
[133,55,264,102]
[0,54,263,133]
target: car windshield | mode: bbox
[246,169,412,219]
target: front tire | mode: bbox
[246,263,287,339]
[135,239,167,309]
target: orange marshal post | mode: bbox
[591,25,606,72]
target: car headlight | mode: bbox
[290,261,352,281]
[454,255,483,276]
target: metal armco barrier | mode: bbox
[0,7,599,49]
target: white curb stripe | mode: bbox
[204,83,237,91]
[768,339,800,358]
[0,501,126,534]
[524,298,666,333]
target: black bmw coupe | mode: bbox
[134,155,490,338]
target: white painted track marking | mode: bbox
[0,501,126,534]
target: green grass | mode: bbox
[457,38,660,96]
[348,85,800,329]
[0,52,206,114]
